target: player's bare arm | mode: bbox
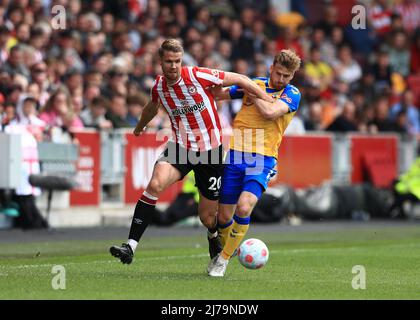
[209,85,231,101]
[133,100,160,136]
[249,95,290,120]
[223,72,274,103]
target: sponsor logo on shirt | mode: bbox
[172,100,206,116]
[281,93,292,103]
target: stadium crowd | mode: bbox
[0,0,419,141]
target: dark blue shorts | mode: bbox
[219,150,277,204]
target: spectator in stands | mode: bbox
[382,30,411,77]
[393,110,410,134]
[15,22,31,44]
[229,19,254,61]
[102,66,129,99]
[315,4,340,38]
[81,33,104,71]
[82,83,101,110]
[310,26,331,62]
[389,89,419,135]
[322,25,346,63]
[275,25,304,59]
[332,45,362,87]
[216,40,233,71]
[369,96,396,132]
[71,87,84,122]
[368,0,393,38]
[0,0,416,144]
[304,45,333,94]
[10,95,45,141]
[5,83,23,105]
[80,96,112,130]
[2,44,30,79]
[1,103,16,130]
[304,101,324,131]
[64,68,84,96]
[39,86,84,130]
[105,93,131,129]
[126,94,147,127]
[369,49,393,96]
[326,101,358,132]
[395,0,420,34]
[0,25,11,64]
[29,62,50,106]
[352,89,368,123]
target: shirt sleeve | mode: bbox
[193,66,225,88]
[280,85,301,113]
[150,78,159,103]
[228,85,244,99]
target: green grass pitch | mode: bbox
[0,225,419,300]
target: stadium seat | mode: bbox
[362,152,397,189]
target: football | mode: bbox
[237,238,269,269]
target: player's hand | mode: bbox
[244,90,257,101]
[133,125,145,136]
[209,85,226,101]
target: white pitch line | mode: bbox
[0,253,210,270]
[0,242,418,270]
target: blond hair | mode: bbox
[158,39,184,58]
[273,49,301,72]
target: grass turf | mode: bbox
[0,225,419,300]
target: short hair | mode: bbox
[273,49,301,72]
[158,39,184,58]
[91,96,109,109]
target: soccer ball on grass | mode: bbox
[237,238,269,269]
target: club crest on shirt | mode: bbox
[211,70,220,78]
[187,85,197,95]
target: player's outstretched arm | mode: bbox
[133,100,160,136]
[250,95,290,120]
[222,72,274,103]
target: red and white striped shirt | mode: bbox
[369,5,392,35]
[395,2,420,33]
[151,66,225,151]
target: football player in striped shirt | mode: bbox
[110,39,274,265]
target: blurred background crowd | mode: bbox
[0,0,419,142]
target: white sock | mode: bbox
[127,239,138,252]
[207,230,218,239]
